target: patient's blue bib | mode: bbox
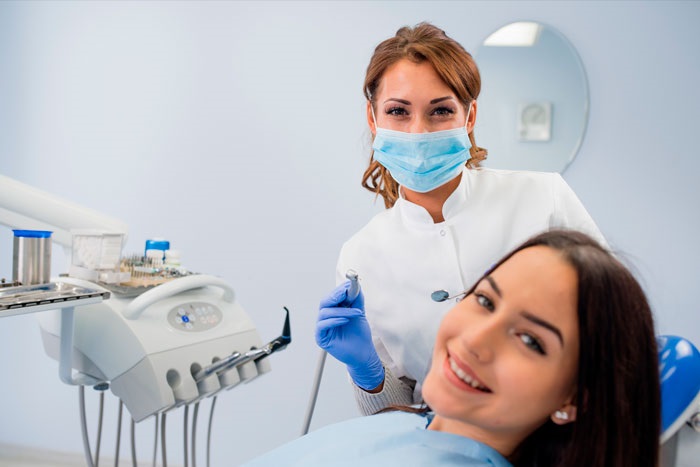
[243,411,512,466]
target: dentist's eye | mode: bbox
[386,106,408,116]
[431,106,455,117]
[518,333,546,355]
[475,293,494,312]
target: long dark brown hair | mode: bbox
[385,230,660,467]
[361,22,488,208]
[495,230,659,466]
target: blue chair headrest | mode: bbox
[658,335,700,443]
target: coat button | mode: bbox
[440,229,446,236]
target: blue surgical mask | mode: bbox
[371,109,472,193]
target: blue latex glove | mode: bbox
[315,280,385,391]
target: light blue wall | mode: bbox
[1,1,698,465]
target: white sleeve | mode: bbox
[550,174,609,249]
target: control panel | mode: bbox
[167,301,222,332]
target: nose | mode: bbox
[408,116,430,134]
[462,317,502,363]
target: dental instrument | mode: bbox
[430,289,467,302]
[194,307,291,383]
[301,270,359,435]
[194,352,243,383]
[346,269,360,303]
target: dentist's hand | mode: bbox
[315,281,385,391]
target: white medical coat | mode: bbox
[336,167,606,404]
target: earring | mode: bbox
[555,410,569,420]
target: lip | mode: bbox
[443,351,492,393]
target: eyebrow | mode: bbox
[522,312,564,346]
[430,96,455,104]
[485,276,564,345]
[486,276,502,297]
[383,98,410,105]
[382,96,455,106]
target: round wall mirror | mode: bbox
[475,22,589,173]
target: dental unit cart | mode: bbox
[0,174,291,466]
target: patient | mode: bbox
[244,230,660,467]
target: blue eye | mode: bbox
[519,333,546,355]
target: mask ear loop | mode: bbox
[370,102,379,134]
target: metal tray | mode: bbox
[96,281,156,298]
[0,281,110,316]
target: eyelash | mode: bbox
[432,106,455,116]
[386,106,407,116]
[473,292,547,356]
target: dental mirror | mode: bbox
[431,290,450,302]
[474,21,589,173]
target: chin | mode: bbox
[421,370,441,409]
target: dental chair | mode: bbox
[658,335,700,466]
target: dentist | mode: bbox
[316,22,607,415]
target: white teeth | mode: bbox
[449,357,486,390]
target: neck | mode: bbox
[402,174,462,223]
[427,413,524,459]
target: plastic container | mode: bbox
[69,230,125,282]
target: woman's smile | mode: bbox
[445,353,492,393]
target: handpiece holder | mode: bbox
[193,307,291,383]
[123,274,235,320]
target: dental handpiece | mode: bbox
[193,352,243,382]
[194,307,292,383]
[345,269,360,304]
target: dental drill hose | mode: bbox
[301,270,359,435]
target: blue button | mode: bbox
[181,315,190,323]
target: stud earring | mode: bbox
[555,410,569,420]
